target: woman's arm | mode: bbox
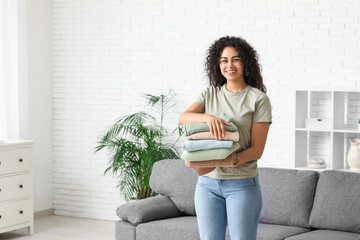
[236,122,271,164]
[178,102,206,125]
[178,102,232,140]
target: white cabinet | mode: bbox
[0,140,34,234]
[294,90,360,170]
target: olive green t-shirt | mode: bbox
[195,84,272,179]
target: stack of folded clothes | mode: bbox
[181,113,240,162]
[308,158,326,169]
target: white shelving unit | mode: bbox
[294,90,360,171]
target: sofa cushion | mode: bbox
[116,195,182,225]
[149,159,198,215]
[285,229,360,240]
[309,170,360,233]
[257,223,310,240]
[136,216,201,240]
[258,167,319,228]
[136,216,232,240]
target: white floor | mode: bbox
[0,215,115,240]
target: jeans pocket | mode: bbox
[197,176,216,188]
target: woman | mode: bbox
[178,36,272,240]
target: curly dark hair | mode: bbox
[205,36,266,93]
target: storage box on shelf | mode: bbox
[0,140,34,235]
[295,90,360,171]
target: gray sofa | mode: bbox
[115,159,360,240]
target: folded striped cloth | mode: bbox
[183,113,237,136]
[181,142,240,161]
[185,130,239,141]
[182,139,233,152]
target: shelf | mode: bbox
[294,90,360,171]
[296,128,360,133]
[294,167,330,172]
[295,128,331,132]
[333,124,360,132]
[294,167,358,172]
[333,129,360,133]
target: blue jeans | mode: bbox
[194,174,262,240]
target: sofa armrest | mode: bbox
[116,195,183,225]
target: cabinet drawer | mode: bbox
[0,199,31,228]
[0,174,31,201]
[0,148,30,175]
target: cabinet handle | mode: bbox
[19,210,23,214]
[19,158,23,162]
[19,185,23,188]
[0,215,2,219]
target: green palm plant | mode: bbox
[95,89,182,201]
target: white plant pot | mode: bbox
[347,139,360,171]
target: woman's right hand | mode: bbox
[205,114,232,140]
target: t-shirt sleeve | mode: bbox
[195,88,207,107]
[253,93,272,123]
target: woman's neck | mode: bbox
[225,80,248,92]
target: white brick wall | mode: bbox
[52,0,360,220]
[309,131,331,167]
[310,91,332,119]
[346,92,360,126]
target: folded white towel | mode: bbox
[309,158,325,164]
[308,162,326,169]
